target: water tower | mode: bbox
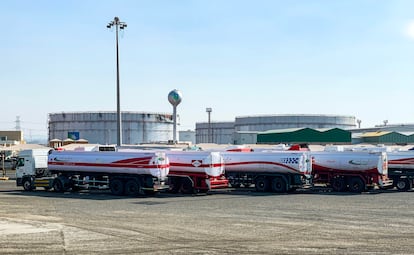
[168,89,182,143]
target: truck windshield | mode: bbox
[17,158,25,167]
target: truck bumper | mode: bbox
[16,178,23,186]
[208,177,229,189]
[379,177,393,189]
[152,182,169,192]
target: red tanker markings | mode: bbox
[113,157,153,164]
[224,161,299,172]
[168,170,209,177]
[312,164,378,174]
[48,156,169,169]
[170,162,224,168]
[388,158,414,165]
[48,161,169,169]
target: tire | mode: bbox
[331,176,346,192]
[168,178,180,194]
[396,178,411,191]
[109,179,124,196]
[255,177,270,192]
[180,178,194,194]
[53,178,64,193]
[348,177,365,193]
[271,177,287,193]
[53,176,70,192]
[22,178,34,191]
[124,180,141,196]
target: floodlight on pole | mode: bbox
[107,16,127,146]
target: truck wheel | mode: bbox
[53,176,70,192]
[396,178,411,191]
[331,177,346,192]
[348,177,365,193]
[180,178,195,194]
[53,178,65,192]
[22,178,34,191]
[124,180,141,196]
[109,179,124,196]
[255,177,270,192]
[271,177,286,193]
[168,177,180,193]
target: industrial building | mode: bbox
[195,122,234,144]
[48,111,175,144]
[0,131,25,146]
[350,124,414,144]
[354,131,414,145]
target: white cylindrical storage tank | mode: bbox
[235,114,356,132]
[48,111,176,144]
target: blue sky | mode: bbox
[1,0,414,142]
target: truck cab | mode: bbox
[15,149,51,190]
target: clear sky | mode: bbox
[1,0,414,142]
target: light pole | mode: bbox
[206,107,212,143]
[357,119,361,129]
[107,17,127,146]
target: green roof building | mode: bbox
[360,131,409,144]
[257,128,351,144]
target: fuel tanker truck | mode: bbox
[221,151,312,193]
[383,151,414,191]
[16,149,169,196]
[166,151,228,193]
[311,151,391,193]
[118,147,229,194]
[320,145,413,192]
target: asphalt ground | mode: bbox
[0,179,413,255]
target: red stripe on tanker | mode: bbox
[48,150,169,179]
[311,151,388,175]
[221,151,312,175]
[387,152,414,169]
[166,151,225,177]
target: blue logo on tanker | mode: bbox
[280,157,299,164]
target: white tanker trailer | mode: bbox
[221,151,312,193]
[16,149,169,196]
[311,151,391,192]
[385,151,414,191]
[166,151,228,193]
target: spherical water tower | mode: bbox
[168,89,183,143]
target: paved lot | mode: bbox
[0,180,413,255]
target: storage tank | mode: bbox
[48,111,175,144]
[235,114,356,132]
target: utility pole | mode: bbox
[107,17,127,146]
